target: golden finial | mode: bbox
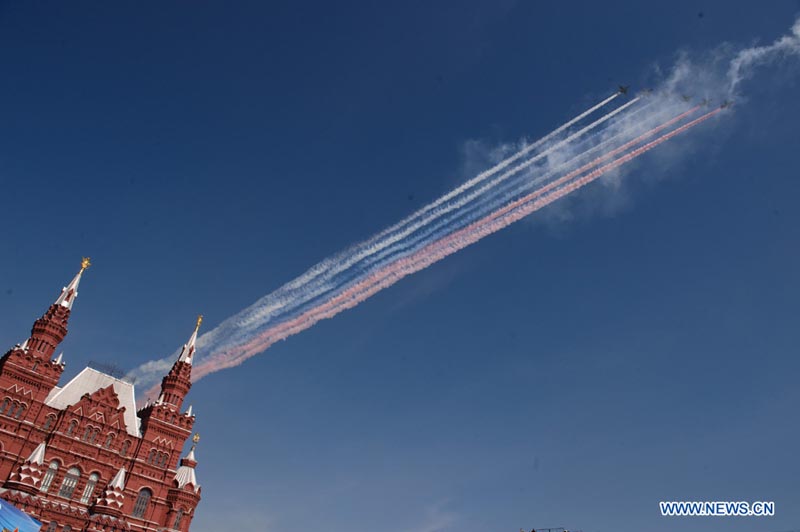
[192,433,200,445]
[195,315,203,331]
[80,257,92,272]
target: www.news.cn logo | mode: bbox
[660,501,775,517]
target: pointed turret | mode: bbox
[0,260,89,400]
[22,258,90,361]
[165,434,202,531]
[90,467,126,517]
[55,257,91,310]
[158,316,201,410]
[174,434,200,491]
[5,442,47,494]
[178,315,201,364]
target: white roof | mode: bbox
[45,367,140,436]
[174,446,199,491]
[174,463,198,492]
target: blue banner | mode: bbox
[0,500,42,532]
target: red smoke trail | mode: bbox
[192,106,721,381]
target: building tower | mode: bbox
[0,258,90,406]
[0,261,204,531]
[159,316,200,411]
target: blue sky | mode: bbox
[1,2,799,531]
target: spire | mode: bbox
[174,434,200,492]
[91,467,126,517]
[185,404,193,417]
[178,315,202,364]
[157,317,200,410]
[53,352,63,365]
[55,257,91,310]
[10,258,92,365]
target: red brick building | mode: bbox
[0,260,202,531]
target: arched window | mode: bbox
[147,449,156,464]
[0,398,9,415]
[63,526,72,532]
[132,488,152,518]
[46,522,57,532]
[58,467,80,499]
[80,472,99,504]
[43,416,55,431]
[7,403,18,418]
[82,426,92,441]
[40,461,59,492]
[120,440,131,456]
[104,434,114,449]
[173,508,184,529]
[89,429,98,444]
[66,420,77,436]
[14,404,26,419]
[32,361,38,371]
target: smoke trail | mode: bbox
[188,107,721,381]
[728,18,800,92]
[129,18,800,399]
[233,94,629,332]
[137,98,709,401]
[270,98,692,335]
[130,93,635,392]
[238,97,645,328]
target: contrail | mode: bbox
[330,98,677,284]
[128,17,800,400]
[263,99,685,337]
[138,97,714,401]
[236,96,644,333]
[149,94,638,372]
[234,94,628,332]
[186,106,720,383]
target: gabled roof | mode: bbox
[45,367,140,436]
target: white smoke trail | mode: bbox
[234,96,643,332]
[136,95,681,399]
[128,95,638,395]
[144,95,624,377]
[187,107,721,380]
[729,18,800,92]
[127,18,800,396]
[234,94,626,330]
[259,100,698,332]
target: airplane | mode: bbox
[618,85,630,95]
